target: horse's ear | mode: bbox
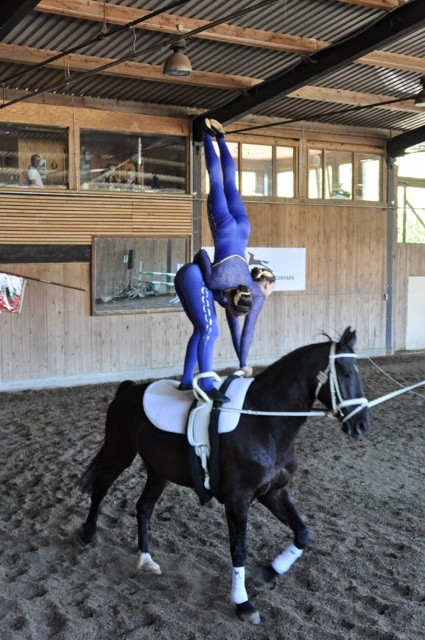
[340,326,357,348]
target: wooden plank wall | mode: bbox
[0,200,389,386]
[0,193,192,244]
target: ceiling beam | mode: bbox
[338,0,407,10]
[387,125,425,156]
[36,0,326,54]
[290,85,424,114]
[193,0,425,137]
[0,43,258,91]
[0,0,40,40]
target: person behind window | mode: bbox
[194,119,276,380]
[26,154,44,187]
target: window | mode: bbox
[204,142,296,198]
[308,147,382,202]
[80,131,186,193]
[241,144,273,196]
[276,146,295,197]
[397,182,425,244]
[355,154,381,201]
[308,149,323,199]
[0,122,68,189]
[325,150,352,199]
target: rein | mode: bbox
[193,344,425,422]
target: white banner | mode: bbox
[203,247,306,291]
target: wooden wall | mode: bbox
[1,100,422,389]
[0,199,389,388]
[0,192,192,244]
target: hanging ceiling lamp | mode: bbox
[163,40,192,77]
[414,76,425,107]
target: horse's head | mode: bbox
[316,327,370,440]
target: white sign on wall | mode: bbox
[203,247,306,292]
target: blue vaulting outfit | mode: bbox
[174,127,266,394]
[195,130,266,369]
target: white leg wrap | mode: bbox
[136,551,162,574]
[231,567,248,605]
[271,543,303,575]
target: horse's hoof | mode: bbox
[236,601,261,625]
[136,552,162,575]
[76,528,93,546]
[252,564,278,587]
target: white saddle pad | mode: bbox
[143,377,254,434]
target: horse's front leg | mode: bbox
[225,499,261,625]
[254,488,308,587]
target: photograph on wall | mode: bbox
[92,236,188,314]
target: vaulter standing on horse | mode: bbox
[174,119,276,403]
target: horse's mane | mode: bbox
[254,337,332,384]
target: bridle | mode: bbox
[314,341,368,423]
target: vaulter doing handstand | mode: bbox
[174,119,276,404]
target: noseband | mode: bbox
[315,342,367,423]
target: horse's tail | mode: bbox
[115,379,135,396]
[78,447,105,494]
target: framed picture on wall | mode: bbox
[91,235,189,315]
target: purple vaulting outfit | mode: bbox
[195,131,265,368]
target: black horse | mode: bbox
[78,327,369,625]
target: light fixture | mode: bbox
[414,76,425,107]
[163,40,192,77]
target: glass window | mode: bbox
[325,150,352,199]
[397,183,425,243]
[241,144,272,196]
[276,146,295,197]
[355,154,381,201]
[396,152,425,179]
[80,131,186,193]
[0,122,68,189]
[308,149,323,199]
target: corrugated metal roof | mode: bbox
[0,0,424,139]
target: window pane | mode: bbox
[397,184,425,243]
[325,150,352,199]
[276,146,295,197]
[0,122,68,189]
[308,149,323,198]
[355,154,381,201]
[241,144,272,196]
[80,131,186,193]
[396,152,425,179]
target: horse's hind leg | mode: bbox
[253,488,308,586]
[78,446,136,545]
[135,463,166,574]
